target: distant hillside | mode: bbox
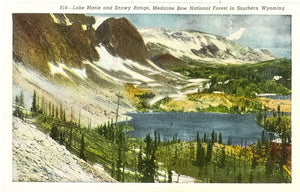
[140,28,276,64]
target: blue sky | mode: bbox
[92,14,291,58]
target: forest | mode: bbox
[172,59,291,97]
[13,89,291,183]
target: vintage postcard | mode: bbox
[1,0,300,192]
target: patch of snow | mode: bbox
[92,16,110,29]
[47,62,72,81]
[149,95,165,105]
[81,25,87,30]
[71,67,88,79]
[50,13,59,24]
[63,14,72,26]
[93,46,153,83]
[273,75,282,80]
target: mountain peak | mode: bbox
[96,17,149,64]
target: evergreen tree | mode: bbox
[265,147,273,177]
[140,134,157,182]
[251,154,258,169]
[203,133,207,143]
[31,90,38,113]
[218,147,226,168]
[157,133,161,146]
[227,136,232,146]
[68,123,73,150]
[79,133,86,161]
[168,170,172,183]
[237,171,242,183]
[211,130,216,144]
[154,130,158,150]
[50,123,59,141]
[218,132,222,144]
[55,105,59,119]
[196,135,205,168]
[60,103,63,120]
[206,140,213,164]
[20,91,24,107]
[15,95,19,105]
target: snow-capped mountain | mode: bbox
[13,14,278,126]
[140,27,276,64]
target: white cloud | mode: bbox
[227,27,246,41]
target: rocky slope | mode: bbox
[13,14,99,75]
[12,116,116,182]
[96,17,149,65]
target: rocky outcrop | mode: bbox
[12,117,116,182]
[13,14,99,75]
[96,17,149,64]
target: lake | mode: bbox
[123,112,267,145]
[258,95,291,100]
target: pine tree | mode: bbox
[79,133,86,161]
[55,105,59,119]
[20,91,24,107]
[50,123,59,141]
[154,130,158,150]
[140,134,157,182]
[251,154,258,169]
[227,136,232,146]
[218,132,222,144]
[206,140,213,164]
[68,123,73,150]
[31,90,37,113]
[15,95,19,105]
[265,147,273,177]
[218,147,226,168]
[60,103,63,120]
[168,170,172,183]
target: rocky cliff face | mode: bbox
[96,17,149,65]
[13,14,99,75]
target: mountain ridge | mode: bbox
[139,27,276,64]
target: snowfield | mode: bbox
[12,117,116,182]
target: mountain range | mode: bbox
[13,14,277,125]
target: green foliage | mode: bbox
[13,91,26,120]
[172,59,291,96]
[151,97,172,112]
[155,134,291,183]
[257,106,291,143]
[139,134,157,182]
[50,123,59,141]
